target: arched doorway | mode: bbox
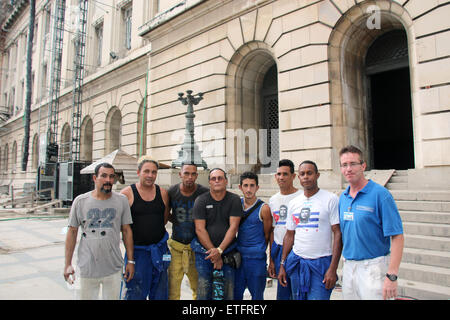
[226,41,279,173]
[365,30,414,169]
[328,2,417,175]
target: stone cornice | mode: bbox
[139,0,274,55]
[1,0,29,32]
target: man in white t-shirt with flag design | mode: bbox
[268,159,302,300]
[278,160,342,300]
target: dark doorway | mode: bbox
[365,30,414,170]
[369,68,414,169]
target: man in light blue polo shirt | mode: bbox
[338,145,404,300]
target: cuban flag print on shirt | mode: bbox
[292,200,319,231]
[273,204,288,225]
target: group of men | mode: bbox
[64,145,404,300]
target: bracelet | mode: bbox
[280,259,285,266]
[127,260,136,264]
[217,247,223,255]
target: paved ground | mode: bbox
[0,215,342,300]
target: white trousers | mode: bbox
[79,270,123,300]
[342,255,390,300]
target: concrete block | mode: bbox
[255,3,273,41]
[421,113,450,140]
[413,4,450,37]
[318,0,342,27]
[417,58,450,88]
[240,10,257,43]
[227,18,244,51]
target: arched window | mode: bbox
[3,144,8,173]
[60,123,71,161]
[226,41,278,173]
[106,107,122,154]
[80,116,93,162]
[32,134,39,169]
[11,141,17,172]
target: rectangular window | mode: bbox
[123,6,132,50]
[9,87,15,115]
[41,63,48,98]
[95,24,103,66]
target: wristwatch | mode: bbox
[217,247,223,255]
[127,260,136,265]
[386,273,398,281]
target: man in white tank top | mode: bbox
[268,159,302,300]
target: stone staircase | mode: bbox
[387,170,450,300]
[228,170,450,300]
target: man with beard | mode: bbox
[120,156,171,300]
[64,163,135,300]
[167,163,208,300]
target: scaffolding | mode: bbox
[46,0,65,160]
[70,0,88,162]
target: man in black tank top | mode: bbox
[121,156,170,300]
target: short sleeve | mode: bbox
[380,193,403,237]
[229,193,243,217]
[285,199,296,231]
[192,194,206,220]
[329,193,340,226]
[68,196,81,227]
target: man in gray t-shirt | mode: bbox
[64,163,135,300]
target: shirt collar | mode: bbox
[343,179,373,196]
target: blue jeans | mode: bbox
[194,251,235,300]
[285,252,333,300]
[271,242,292,300]
[123,233,170,300]
[191,238,236,300]
[234,256,266,300]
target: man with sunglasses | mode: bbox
[338,145,404,300]
[191,168,243,299]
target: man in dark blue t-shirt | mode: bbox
[168,163,208,300]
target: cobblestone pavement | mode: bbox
[0,216,342,300]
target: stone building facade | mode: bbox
[1,0,449,190]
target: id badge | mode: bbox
[343,211,354,221]
[163,254,171,262]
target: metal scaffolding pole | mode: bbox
[46,0,66,162]
[70,0,88,161]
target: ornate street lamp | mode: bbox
[171,90,208,169]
